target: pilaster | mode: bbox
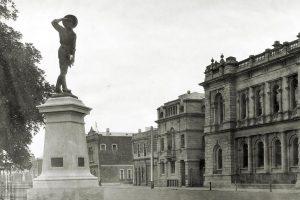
[249,87,254,125]
[281,132,287,173]
[264,134,269,173]
[282,76,290,119]
[265,82,271,123]
[248,137,253,173]
[297,58,300,115]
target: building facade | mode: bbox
[86,128,134,184]
[156,91,205,187]
[132,128,158,186]
[200,34,300,187]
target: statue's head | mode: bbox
[63,14,78,29]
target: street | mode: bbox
[100,185,300,200]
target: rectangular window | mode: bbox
[127,169,132,179]
[112,144,118,151]
[171,161,175,174]
[254,87,263,117]
[100,144,106,151]
[181,134,185,148]
[137,144,140,157]
[143,143,146,156]
[88,147,93,162]
[133,143,137,154]
[240,92,247,119]
[160,161,165,174]
[78,157,84,167]
[289,75,298,110]
[120,169,124,180]
[51,157,63,167]
[160,138,165,151]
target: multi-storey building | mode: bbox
[200,34,300,187]
[132,128,158,186]
[86,127,133,184]
[156,91,205,187]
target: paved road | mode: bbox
[101,185,300,200]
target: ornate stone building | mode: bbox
[132,128,158,186]
[200,34,300,187]
[86,128,134,184]
[156,91,205,187]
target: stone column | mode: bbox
[249,87,254,125]
[278,80,283,113]
[281,132,287,173]
[295,130,300,188]
[282,76,290,119]
[265,82,271,122]
[246,90,249,121]
[248,137,253,173]
[166,161,168,177]
[204,91,211,133]
[264,134,270,173]
[236,92,240,121]
[297,56,300,116]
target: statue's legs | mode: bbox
[60,64,70,93]
[55,76,62,93]
[55,64,70,93]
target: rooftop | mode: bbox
[203,33,300,81]
[87,127,133,137]
[162,91,204,107]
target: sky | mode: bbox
[7,0,300,157]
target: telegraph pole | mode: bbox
[150,126,154,189]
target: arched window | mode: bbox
[159,111,164,118]
[292,138,299,166]
[217,148,222,169]
[201,105,206,113]
[242,143,248,168]
[256,89,263,116]
[291,77,298,110]
[257,141,264,167]
[213,145,222,173]
[274,139,281,167]
[215,93,224,124]
[272,85,280,113]
[241,93,247,119]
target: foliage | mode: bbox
[0,0,54,170]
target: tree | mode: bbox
[0,0,54,170]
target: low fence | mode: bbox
[0,183,32,200]
[233,173,297,184]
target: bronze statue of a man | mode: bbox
[52,15,77,93]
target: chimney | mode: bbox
[138,129,142,133]
[106,128,110,136]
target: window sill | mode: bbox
[239,168,249,173]
[213,169,222,174]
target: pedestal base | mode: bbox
[33,176,98,188]
[27,187,103,200]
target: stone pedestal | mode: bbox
[27,95,100,200]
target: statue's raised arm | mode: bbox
[52,14,78,94]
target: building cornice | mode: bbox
[155,112,204,123]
